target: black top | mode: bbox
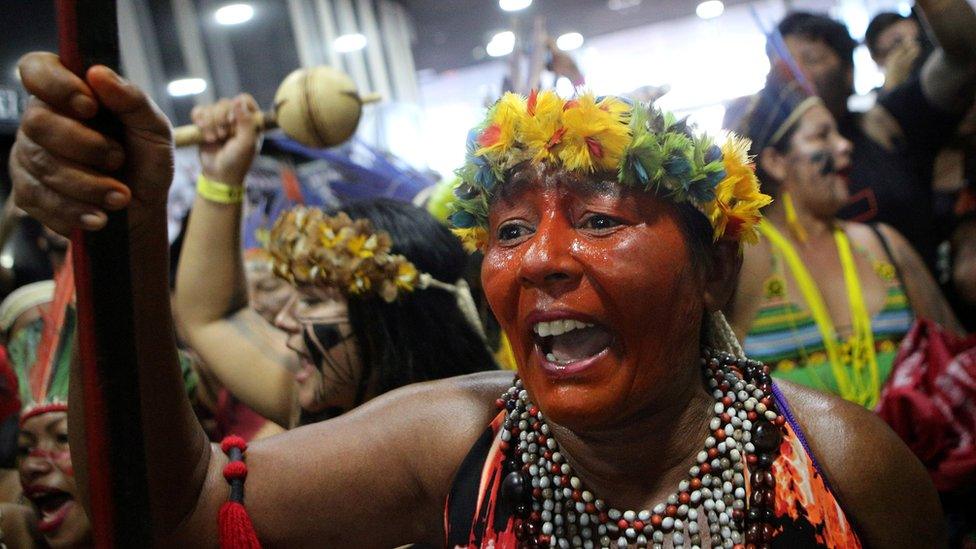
[837,77,962,274]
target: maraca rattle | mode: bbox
[172,65,381,148]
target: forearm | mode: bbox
[916,0,976,65]
[69,211,212,536]
[173,190,297,426]
[173,191,248,328]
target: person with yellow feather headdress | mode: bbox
[4,49,945,548]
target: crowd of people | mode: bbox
[0,1,974,547]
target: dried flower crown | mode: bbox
[450,90,772,250]
[269,208,422,302]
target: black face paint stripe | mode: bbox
[808,150,835,176]
[302,326,327,373]
[302,323,355,382]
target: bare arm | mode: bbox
[877,223,963,334]
[173,97,295,427]
[779,381,947,548]
[916,0,976,112]
[169,371,512,547]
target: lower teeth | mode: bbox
[545,352,571,364]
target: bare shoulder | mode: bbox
[358,370,516,423]
[775,381,946,548]
[727,237,773,338]
[739,234,773,281]
[872,222,910,251]
[392,370,513,429]
[841,221,890,260]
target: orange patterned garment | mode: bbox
[445,384,862,548]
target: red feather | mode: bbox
[478,124,502,148]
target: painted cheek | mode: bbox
[482,244,527,360]
[53,451,74,477]
[22,449,75,477]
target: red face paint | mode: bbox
[482,168,708,430]
[26,448,75,476]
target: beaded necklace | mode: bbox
[496,348,785,549]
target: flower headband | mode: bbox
[268,208,427,302]
[268,207,488,340]
[268,207,479,311]
[449,90,772,250]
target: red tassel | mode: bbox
[219,501,261,549]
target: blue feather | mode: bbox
[449,210,477,228]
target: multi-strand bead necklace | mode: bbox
[496,348,785,548]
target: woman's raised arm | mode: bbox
[173,95,295,427]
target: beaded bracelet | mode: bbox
[197,174,245,205]
[218,436,261,548]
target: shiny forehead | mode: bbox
[491,164,623,207]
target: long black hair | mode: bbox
[321,198,498,407]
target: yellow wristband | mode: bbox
[196,174,244,204]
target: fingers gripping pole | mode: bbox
[56,0,152,546]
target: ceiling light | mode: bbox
[167,78,207,97]
[608,0,641,10]
[334,33,367,53]
[214,3,254,25]
[555,77,575,98]
[556,32,584,51]
[486,31,516,57]
[499,0,532,11]
[695,1,724,19]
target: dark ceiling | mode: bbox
[0,0,757,129]
[0,1,58,89]
[400,0,756,73]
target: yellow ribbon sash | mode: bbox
[758,220,880,407]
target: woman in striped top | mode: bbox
[727,69,961,408]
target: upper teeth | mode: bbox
[533,319,594,337]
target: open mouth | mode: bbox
[532,318,613,367]
[294,356,316,383]
[26,487,74,533]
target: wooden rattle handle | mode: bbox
[172,110,275,147]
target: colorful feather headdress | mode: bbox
[450,90,772,250]
[7,264,75,424]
